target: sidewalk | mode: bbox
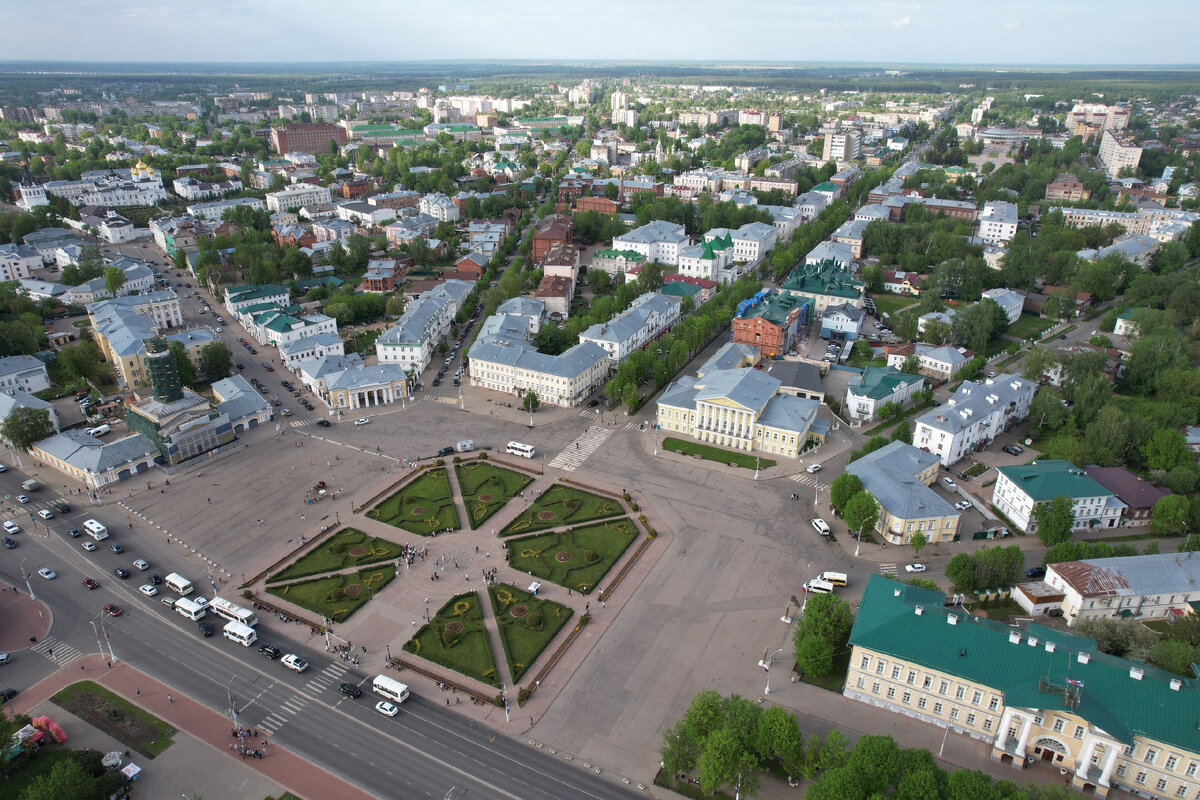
[8,653,375,800]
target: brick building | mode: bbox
[532,214,573,263]
[269,123,348,155]
[576,196,620,215]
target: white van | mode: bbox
[803,579,835,594]
[86,424,111,437]
[165,572,194,596]
[82,519,109,541]
[174,597,208,621]
[506,441,535,459]
[810,518,831,536]
[819,571,848,588]
[372,674,411,704]
[222,620,257,646]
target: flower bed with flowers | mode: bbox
[267,528,404,583]
[454,462,534,529]
[266,565,395,623]
[504,518,639,595]
[402,591,501,687]
[367,469,459,535]
[499,484,624,537]
[488,583,573,682]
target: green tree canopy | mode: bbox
[843,491,880,538]
[0,407,55,451]
[57,340,102,383]
[1033,496,1075,546]
[198,341,232,381]
[829,473,863,513]
[169,340,197,388]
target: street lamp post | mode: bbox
[19,559,34,600]
[754,456,760,481]
[760,646,786,696]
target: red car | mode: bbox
[81,578,99,590]
[103,604,123,617]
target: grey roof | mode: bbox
[614,219,688,246]
[165,329,217,348]
[981,200,1018,224]
[763,360,824,393]
[1098,234,1158,261]
[279,332,343,356]
[756,394,819,433]
[378,292,451,347]
[211,374,272,422]
[805,240,854,264]
[496,296,545,318]
[658,376,701,409]
[833,218,870,239]
[469,330,608,380]
[980,288,1024,313]
[325,363,411,390]
[732,220,776,243]
[435,279,476,309]
[698,342,759,375]
[694,368,780,415]
[90,304,157,357]
[0,390,54,421]
[1055,552,1200,601]
[825,302,864,322]
[33,430,159,476]
[579,293,680,347]
[847,440,959,521]
[0,355,46,380]
[298,353,363,380]
[914,373,1034,436]
[17,279,66,298]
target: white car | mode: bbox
[353,418,369,426]
[0,464,6,472]
[133,559,150,571]
[36,509,53,520]
[138,584,158,597]
[3,521,19,535]
[37,568,56,580]
[905,563,927,573]
[375,701,399,717]
[942,477,956,488]
[15,495,29,504]
[806,464,822,474]
[280,654,308,673]
[954,500,973,511]
[82,541,97,552]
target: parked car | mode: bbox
[942,477,957,488]
[905,563,927,573]
[1002,444,1024,456]
[954,500,973,511]
[435,446,455,457]
[1025,566,1046,579]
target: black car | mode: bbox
[109,543,123,554]
[2,538,16,550]
[148,574,162,585]
[587,399,601,407]
[1003,444,1025,456]
[236,363,244,370]
[113,567,130,579]
[435,446,455,457]
[0,688,17,704]
[316,420,331,428]
[51,501,70,513]
[338,682,363,698]
[66,528,81,538]
[1025,566,1046,579]
[258,644,281,660]
[432,378,440,387]
[198,621,215,637]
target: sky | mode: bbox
[5,0,1198,66]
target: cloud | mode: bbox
[1004,19,1021,29]
[893,15,911,26]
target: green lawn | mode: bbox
[1006,314,1056,341]
[266,528,403,583]
[505,518,639,594]
[661,437,777,471]
[52,681,176,757]
[500,484,625,537]
[454,461,534,530]
[489,583,573,683]
[0,750,126,800]
[798,647,852,693]
[403,592,502,687]
[870,292,918,319]
[267,564,395,623]
[367,468,460,535]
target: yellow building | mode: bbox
[848,576,1200,800]
[845,440,961,544]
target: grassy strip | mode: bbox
[500,483,624,537]
[796,648,852,693]
[660,437,777,470]
[489,584,573,683]
[869,292,918,318]
[267,565,395,623]
[1007,313,1057,341]
[454,462,533,530]
[52,681,176,757]
[403,592,501,687]
[862,399,934,435]
[505,518,639,594]
[267,528,403,584]
[367,468,459,535]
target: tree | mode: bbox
[0,407,55,451]
[843,491,880,538]
[103,265,126,298]
[860,265,884,293]
[169,340,197,388]
[385,293,405,316]
[945,553,976,592]
[900,355,921,375]
[1028,387,1070,435]
[1033,496,1075,546]
[829,473,863,513]
[754,706,804,779]
[910,531,927,557]
[1142,428,1191,472]
[795,632,836,678]
[1150,494,1191,537]
[1020,346,1056,381]
[522,389,540,413]
[697,727,763,799]
[604,182,620,201]
[57,340,102,383]
[846,735,902,796]
[1148,640,1200,677]
[198,341,232,381]
[804,592,855,646]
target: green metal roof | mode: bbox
[994,460,1113,502]
[851,575,1200,752]
[516,116,568,123]
[813,181,837,192]
[852,366,923,401]
[780,260,863,300]
[741,293,805,326]
[594,249,645,261]
[660,283,701,298]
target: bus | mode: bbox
[222,620,257,647]
[210,596,258,628]
[505,441,536,459]
[174,597,208,621]
[82,519,109,541]
[165,573,194,596]
[372,674,411,704]
[819,571,848,588]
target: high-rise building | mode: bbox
[1098,130,1142,178]
[610,91,628,112]
[268,123,348,154]
[822,129,861,162]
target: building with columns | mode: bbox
[656,343,821,460]
[322,363,411,412]
[846,575,1200,800]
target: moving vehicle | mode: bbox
[222,620,258,647]
[810,518,831,536]
[133,559,149,571]
[174,597,208,621]
[21,479,39,492]
[82,578,99,590]
[82,541,97,552]
[371,674,410,704]
[113,567,130,579]
[819,572,848,588]
[198,621,215,637]
[3,521,19,535]
[258,644,281,660]
[281,654,308,673]
[139,585,157,597]
[83,519,109,541]
[38,568,56,580]
[109,543,123,554]
[16,495,29,504]
[339,682,363,698]
[905,563,927,573]
[455,440,474,453]
[165,573,194,596]
[376,701,400,717]
[210,596,258,628]
[316,420,331,427]
[803,578,835,594]
[103,604,122,617]
[354,418,369,426]
[954,500,973,511]
[36,509,52,520]
[86,424,111,437]
[505,441,535,459]
[806,463,822,474]
[2,538,15,550]
[435,446,454,457]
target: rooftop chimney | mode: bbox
[1078,652,1091,664]
[1009,630,1021,644]
[1130,667,1144,681]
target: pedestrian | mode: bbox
[136,688,140,696]
[207,498,211,503]
[167,694,173,703]
[530,715,535,725]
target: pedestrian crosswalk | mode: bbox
[788,473,821,487]
[879,563,898,577]
[579,410,599,419]
[256,692,310,737]
[31,636,85,667]
[623,420,642,430]
[288,419,316,428]
[548,426,615,471]
[433,396,459,406]
[300,661,350,699]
